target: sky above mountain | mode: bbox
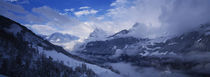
[1,0,210,39]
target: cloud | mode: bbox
[25,24,58,35]
[74,9,98,17]
[64,22,94,38]
[0,1,93,39]
[79,6,90,9]
[59,8,75,15]
[29,6,96,38]
[107,0,162,27]
[5,0,18,2]
[96,16,104,20]
[0,0,45,24]
[32,6,80,27]
[28,6,94,38]
[25,22,94,39]
[0,0,28,20]
[105,0,210,38]
[159,0,210,35]
[25,14,47,24]
[0,0,80,27]
[64,8,74,12]
[2,0,210,40]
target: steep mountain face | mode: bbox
[75,26,146,57]
[80,37,146,56]
[0,16,120,77]
[76,24,150,56]
[116,25,210,77]
[74,27,149,64]
[47,32,79,43]
[74,23,210,77]
[87,28,108,41]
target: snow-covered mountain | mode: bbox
[109,29,129,38]
[0,16,121,77]
[109,22,149,39]
[2,14,210,77]
[74,23,210,77]
[42,32,80,51]
[87,28,108,41]
[75,24,149,56]
[47,32,79,43]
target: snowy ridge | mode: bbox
[38,46,121,77]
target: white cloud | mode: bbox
[25,22,94,39]
[110,0,128,6]
[107,0,162,27]
[96,16,104,20]
[0,0,28,20]
[0,0,46,24]
[63,22,94,39]
[29,6,94,38]
[64,8,74,12]
[0,1,91,39]
[5,0,18,2]
[104,0,210,38]
[0,1,94,39]
[79,6,90,9]
[74,9,98,17]
[2,0,210,40]
[159,0,210,35]
[74,10,90,17]
[32,6,80,27]
[25,24,58,35]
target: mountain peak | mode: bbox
[48,32,79,43]
[88,28,108,41]
[108,22,147,39]
[109,29,129,38]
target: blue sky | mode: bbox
[0,0,122,39]
[22,0,114,10]
[9,0,114,19]
[1,0,210,39]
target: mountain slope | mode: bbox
[74,23,210,77]
[116,24,210,76]
[74,27,149,64]
[0,16,120,77]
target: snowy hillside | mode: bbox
[0,16,121,77]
